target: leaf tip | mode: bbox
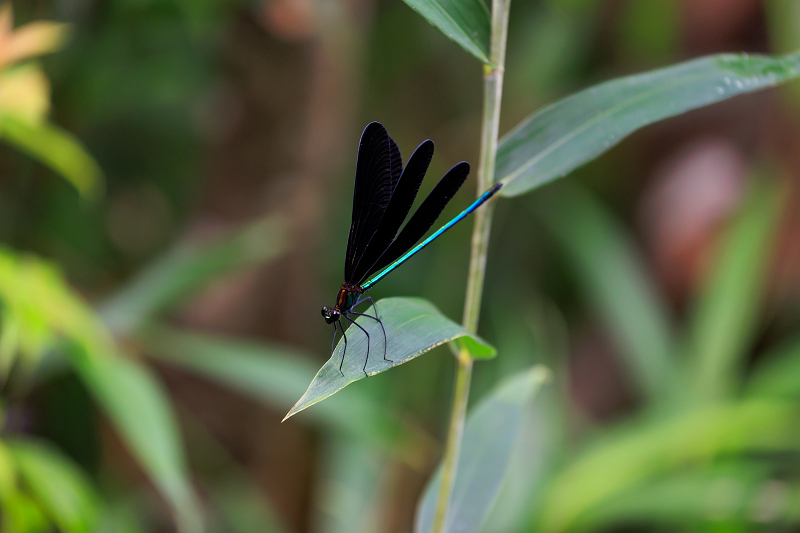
[283,393,312,422]
[282,403,300,422]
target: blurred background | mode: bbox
[2,0,800,532]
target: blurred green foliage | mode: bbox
[0,4,100,198]
[0,0,799,533]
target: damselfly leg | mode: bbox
[336,322,348,376]
[343,314,371,377]
[330,321,339,356]
[353,296,390,363]
[349,310,390,364]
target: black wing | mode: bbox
[351,139,434,284]
[344,122,394,283]
[388,136,403,192]
[363,161,470,280]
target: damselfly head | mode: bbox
[321,306,340,324]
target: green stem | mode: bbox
[431,0,510,530]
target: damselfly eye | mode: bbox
[321,306,329,318]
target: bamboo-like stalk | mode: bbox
[431,0,511,530]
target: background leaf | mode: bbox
[0,115,102,199]
[496,52,800,196]
[7,439,100,533]
[284,297,495,420]
[686,179,784,403]
[401,0,491,64]
[0,248,201,532]
[0,248,116,377]
[572,466,796,530]
[530,183,675,400]
[69,352,202,533]
[537,399,800,533]
[414,366,550,533]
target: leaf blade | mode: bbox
[538,399,800,533]
[402,0,491,64]
[414,366,550,533]
[497,52,800,196]
[284,297,495,420]
[0,115,102,199]
[7,439,101,533]
[70,352,203,533]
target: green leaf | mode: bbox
[496,52,800,196]
[537,399,800,533]
[0,115,102,199]
[7,439,100,533]
[530,183,674,400]
[140,325,435,465]
[69,351,202,533]
[481,305,565,532]
[574,465,783,530]
[414,366,550,533]
[0,249,202,531]
[284,297,495,420]
[0,491,50,533]
[101,216,286,335]
[401,0,491,64]
[0,247,117,377]
[0,439,15,497]
[687,180,784,402]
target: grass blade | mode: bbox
[496,52,800,196]
[401,0,491,64]
[530,183,675,399]
[538,399,800,533]
[573,466,785,530]
[687,180,784,402]
[414,366,550,533]
[71,351,202,533]
[284,297,495,421]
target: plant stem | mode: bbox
[431,0,510,531]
